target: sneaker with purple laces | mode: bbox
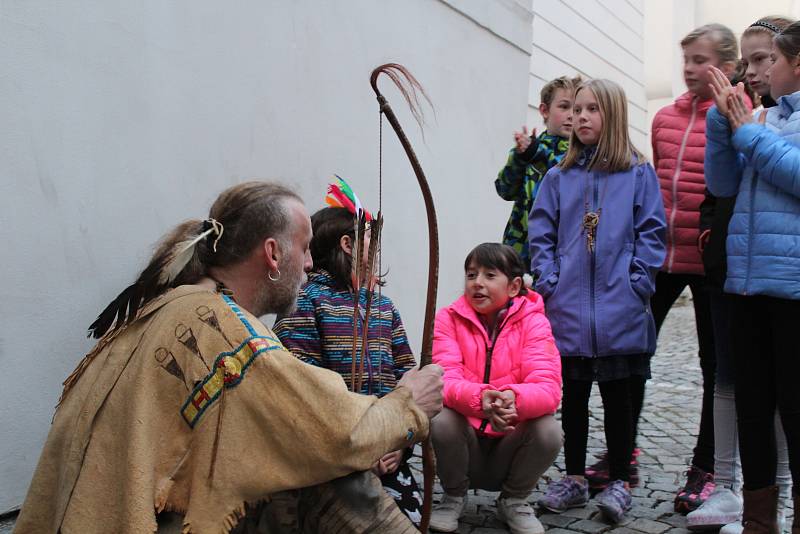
[537,477,589,513]
[595,480,632,523]
[675,466,715,514]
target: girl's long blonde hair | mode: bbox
[560,78,646,173]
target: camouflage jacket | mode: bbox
[495,132,569,270]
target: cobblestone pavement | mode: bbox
[413,298,793,533]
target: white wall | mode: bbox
[527,0,647,150]
[0,0,533,513]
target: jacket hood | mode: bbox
[447,291,544,338]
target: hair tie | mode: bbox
[750,20,782,34]
[201,218,224,252]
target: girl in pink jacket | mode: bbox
[428,243,562,534]
[620,23,749,514]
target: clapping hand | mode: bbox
[514,126,536,154]
[727,88,767,130]
[708,65,739,118]
[708,65,764,131]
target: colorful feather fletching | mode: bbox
[325,175,372,220]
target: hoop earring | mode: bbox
[268,269,281,282]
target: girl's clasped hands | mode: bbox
[481,389,518,432]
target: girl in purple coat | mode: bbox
[531,79,667,523]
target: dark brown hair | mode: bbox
[89,181,301,338]
[774,20,800,61]
[464,243,528,295]
[310,207,358,289]
[731,60,757,103]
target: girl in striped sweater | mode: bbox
[274,205,422,523]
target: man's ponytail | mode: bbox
[87,219,212,338]
[87,181,301,339]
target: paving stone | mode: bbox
[627,518,672,534]
[540,514,580,527]
[628,506,668,521]
[562,506,599,519]
[660,514,688,528]
[650,490,677,501]
[609,529,649,534]
[571,518,615,533]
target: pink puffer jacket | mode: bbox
[432,292,562,438]
[651,92,713,275]
[652,91,753,274]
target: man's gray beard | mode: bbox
[255,266,304,317]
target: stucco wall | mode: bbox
[0,0,533,512]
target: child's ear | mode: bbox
[339,235,353,255]
[508,276,523,297]
[792,55,800,74]
[538,102,550,123]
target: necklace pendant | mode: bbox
[582,211,600,253]
[582,211,600,230]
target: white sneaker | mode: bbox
[687,487,742,530]
[720,520,743,534]
[429,493,467,532]
[496,496,544,534]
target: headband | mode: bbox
[750,20,782,34]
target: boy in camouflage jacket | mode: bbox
[495,75,580,270]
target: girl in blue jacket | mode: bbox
[530,79,666,523]
[705,21,800,533]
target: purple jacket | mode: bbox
[529,157,666,357]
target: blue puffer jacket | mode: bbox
[529,155,667,357]
[705,92,800,300]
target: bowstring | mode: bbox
[378,107,384,395]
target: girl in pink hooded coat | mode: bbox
[428,243,562,534]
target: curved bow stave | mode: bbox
[370,62,439,533]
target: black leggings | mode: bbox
[730,294,800,490]
[631,271,716,472]
[563,377,633,481]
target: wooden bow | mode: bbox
[370,63,439,533]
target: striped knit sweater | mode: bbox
[273,269,416,397]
